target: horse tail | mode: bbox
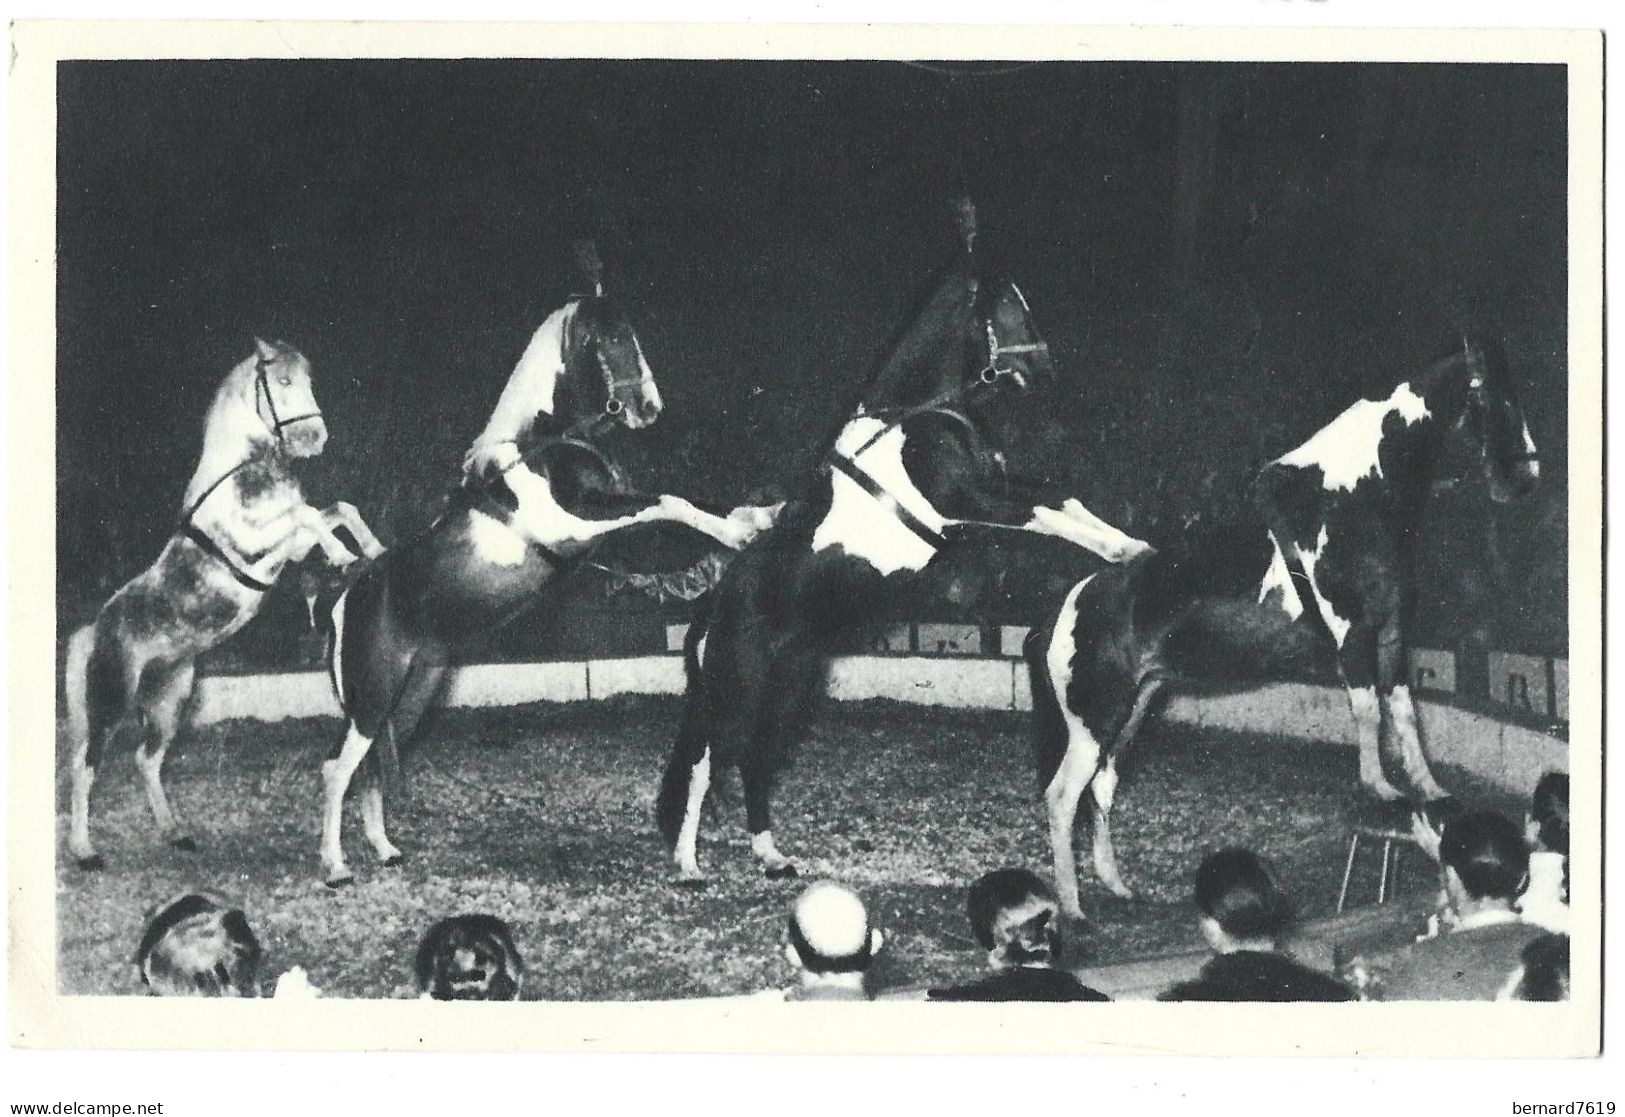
[64,623,96,749]
[656,608,712,848]
[1024,613,1069,792]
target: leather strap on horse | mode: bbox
[181,523,275,593]
[828,452,947,550]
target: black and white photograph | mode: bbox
[5,17,1603,1063]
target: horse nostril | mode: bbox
[641,398,662,422]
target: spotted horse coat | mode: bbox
[1026,340,1541,917]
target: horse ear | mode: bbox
[253,336,277,361]
[574,238,606,297]
[951,195,977,255]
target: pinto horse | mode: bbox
[319,280,770,886]
[64,338,385,870]
[657,201,1151,884]
[1027,339,1541,916]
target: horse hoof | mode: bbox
[75,854,106,872]
[324,873,355,890]
[765,863,799,881]
[381,854,406,868]
[169,836,198,853]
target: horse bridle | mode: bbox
[254,352,323,442]
[173,351,325,593]
[1463,347,1540,466]
[852,310,1044,458]
[559,303,649,440]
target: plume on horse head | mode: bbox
[574,238,606,298]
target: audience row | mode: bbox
[134,772,1570,1004]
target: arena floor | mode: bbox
[54,696,1469,999]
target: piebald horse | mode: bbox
[1028,339,1541,916]
[657,201,1150,884]
[320,268,771,886]
[64,338,384,870]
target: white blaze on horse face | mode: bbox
[1257,532,1305,620]
[1276,382,1431,492]
[812,417,946,576]
[1522,421,1540,480]
[633,332,662,417]
[474,303,575,447]
[1297,525,1352,646]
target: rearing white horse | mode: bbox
[64,338,384,870]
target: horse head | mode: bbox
[1459,338,1540,503]
[859,198,1053,418]
[556,294,663,435]
[247,337,327,457]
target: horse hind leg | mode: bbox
[133,659,198,851]
[657,625,716,883]
[1086,677,1162,902]
[63,624,106,868]
[359,759,404,867]
[360,658,447,870]
[741,640,826,881]
[320,720,376,887]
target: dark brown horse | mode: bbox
[657,201,1149,883]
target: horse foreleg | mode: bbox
[645,495,765,550]
[134,659,198,850]
[1336,628,1406,803]
[320,722,375,887]
[292,506,365,567]
[942,484,1151,565]
[1376,629,1449,801]
[1025,500,1152,563]
[320,502,387,560]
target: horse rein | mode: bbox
[825,314,1038,552]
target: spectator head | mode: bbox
[785,882,883,983]
[966,868,1062,969]
[1439,810,1529,912]
[414,914,525,1001]
[1527,771,1569,858]
[136,892,262,997]
[1193,848,1293,952]
[1500,933,1570,1002]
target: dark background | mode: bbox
[55,59,1569,664]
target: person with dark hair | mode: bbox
[1350,810,1547,1001]
[928,868,1110,1002]
[1499,933,1570,1002]
[135,892,262,997]
[1159,848,1354,1002]
[771,881,884,1001]
[415,914,525,1001]
[1519,771,1569,933]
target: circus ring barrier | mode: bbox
[190,622,1567,1001]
